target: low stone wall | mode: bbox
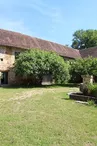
[69,92,96,102]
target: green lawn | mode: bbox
[0,86,97,146]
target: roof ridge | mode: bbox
[0,28,75,50]
[0,28,80,58]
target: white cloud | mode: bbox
[28,0,64,33]
[0,0,64,37]
[0,18,32,35]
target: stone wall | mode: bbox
[0,46,24,84]
[0,46,24,71]
[0,46,74,85]
[0,46,12,71]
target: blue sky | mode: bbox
[0,0,97,46]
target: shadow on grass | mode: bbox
[1,83,79,89]
[61,97,70,100]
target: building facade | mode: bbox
[0,29,96,85]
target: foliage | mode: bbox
[15,49,70,84]
[88,84,97,98]
[69,57,97,77]
[88,100,95,106]
[80,83,97,104]
[71,29,97,49]
[69,67,82,83]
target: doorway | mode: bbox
[1,72,8,84]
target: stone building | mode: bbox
[0,29,96,85]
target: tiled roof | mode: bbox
[0,29,81,59]
[80,46,97,58]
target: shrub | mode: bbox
[15,49,70,85]
[88,100,95,106]
[69,57,97,83]
[80,83,97,97]
[88,84,97,98]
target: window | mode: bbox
[1,72,8,84]
[15,52,20,59]
[0,58,3,61]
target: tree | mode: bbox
[15,49,70,84]
[71,29,97,49]
[69,57,97,77]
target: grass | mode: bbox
[0,86,97,146]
